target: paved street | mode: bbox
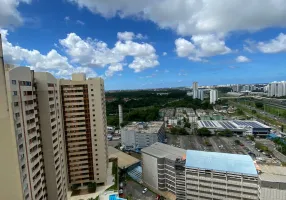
[124,180,156,200]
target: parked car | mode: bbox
[142,188,148,194]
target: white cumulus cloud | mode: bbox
[0,29,97,78]
[67,0,286,36]
[59,32,159,76]
[257,33,286,53]
[236,55,250,63]
[175,34,231,61]
[117,31,147,41]
[0,0,31,28]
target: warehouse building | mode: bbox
[142,143,259,200]
[121,122,165,151]
[197,120,271,137]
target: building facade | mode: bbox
[59,74,108,187]
[210,89,218,104]
[142,143,259,200]
[35,72,68,200]
[267,81,286,97]
[3,66,47,200]
[121,122,165,150]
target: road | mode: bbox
[124,180,156,200]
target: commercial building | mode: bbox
[59,73,108,186]
[121,121,165,150]
[193,82,199,99]
[142,143,259,200]
[210,89,218,104]
[197,120,271,136]
[258,165,286,200]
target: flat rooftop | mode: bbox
[198,120,270,130]
[186,150,258,176]
[108,146,140,169]
[122,121,164,133]
[141,142,186,161]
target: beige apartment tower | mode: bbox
[59,73,108,187]
[35,72,68,200]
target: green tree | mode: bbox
[88,182,97,193]
[184,122,191,128]
[255,102,264,109]
[218,129,233,137]
[197,128,212,137]
[251,110,257,114]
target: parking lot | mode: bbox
[166,133,248,155]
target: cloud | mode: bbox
[229,66,240,69]
[64,16,70,21]
[0,29,97,78]
[67,0,286,36]
[175,34,231,61]
[162,52,167,56]
[178,72,188,76]
[105,63,123,77]
[76,20,85,25]
[59,32,159,75]
[164,69,169,73]
[0,0,32,28]
[236,55,250,63]
[257,33,286,53]
[117,31,147,41]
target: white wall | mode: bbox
[142,153,158,190]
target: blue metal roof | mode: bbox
[186,150,257,176]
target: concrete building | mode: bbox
[142,143,259,200]
[2,66,47,200]
[59,74,108,187]
[258,165,286,200]
[193,82,199,99]
[210,89,218,104]
[198,89,204,101]
[35,72,68,200]
[0,35,26,200]
[267,81,286,97]
[193,82,198,91]
[121,121,165,150]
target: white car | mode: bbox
[142,188,148,194]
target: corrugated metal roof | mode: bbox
[186,150,257,176]
[141,142,186,160]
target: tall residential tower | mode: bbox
[59,74,108,187]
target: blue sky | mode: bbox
[0,0,286,90]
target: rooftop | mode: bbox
[108,146,140,169]
[122,121,164,134]
[141,142,186,161]
[198,120,271,130]
[186,150,258,176]
[259,165,286,183]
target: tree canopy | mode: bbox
[197,128,212,137]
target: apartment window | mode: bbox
[92,109,95,112]
[93,119,95,122]
[91,89,93,91]
[16,123,21,128]
[12,80,16,85]
[15,113,20,118]
[13,91,17,96]
[93,114,95,117]
[14,102,19,107]
[92,104,94,107]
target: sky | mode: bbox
[0,0,286,90]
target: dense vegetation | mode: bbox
[217,129,233,137]
[170,127,188,135]
[197,128,212,137]
[273,138,286,155]
[106,90,213,127]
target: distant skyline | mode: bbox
[0,0,286,90]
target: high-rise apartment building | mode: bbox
[267,81,286,97]
[3,66,47,200]
[192,82,199,99]
[35,72,68,200]
[210,89,218,104]
[59,73,108,187]
[192,82,198,91]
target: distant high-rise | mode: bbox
[267,81,286,97]
[192,82,199,99]
[59,73,108,187]
[192,82,198,90]
[198,89,204,101]
[118,104,123,126]
[210,89,218,104]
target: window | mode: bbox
[91,89,93,91]
[93,109,95,112]
[13,91,17,96]
[91,94,94,96]
[12,80,16,85]
[15,113,20,118]
[16,123,21,128]
[14,102,19,107]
